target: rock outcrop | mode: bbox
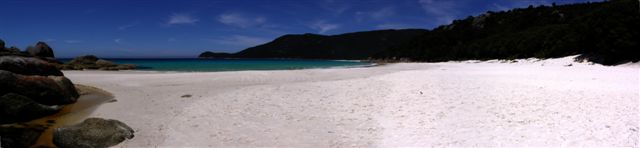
[61,55,136,70]
[0,39,23,55]
[0,56,64,76]
[0,93,62,124]
[53,118,134,148]
[0,70,79,105]
[0,39,80,147]
[26,41,55,58]
[0,39,133,147]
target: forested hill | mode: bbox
[202,0,639,65]
[199,29,428,59]
[374,0,639,65]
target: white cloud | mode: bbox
[167,13,198,25]
[64,40,82,44]
[217,13,266,28]
[310,20,339,34]
[418,0,459,25]
[206,35,269,47]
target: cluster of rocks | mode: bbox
[60,55,136,70]
[1,39,134,147]
[0,57,77,124]
[1,39,136,71]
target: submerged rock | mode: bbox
[53,118,134,148]
[62,55,136,70]
[0,93,62,124]
[0,56,63,76]
[69,55,99,65]
[0,70,78,105]
[95,59,115,67]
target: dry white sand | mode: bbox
[63,56,639,147]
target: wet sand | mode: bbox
[27,85,115,147]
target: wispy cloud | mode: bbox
[205,35,269,47]
[319,0,350,15]
[64,40,83,44]
[114,38,123,44]
[217,13,266,28]
[356,7,395,22]
[418,0,460,25]
[309,20,339,34]
[167,13,198,25]
[118,22,139,30]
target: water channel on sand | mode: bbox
[4,85,116,147]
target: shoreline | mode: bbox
[63,58,639,147]
[61,62,381,74]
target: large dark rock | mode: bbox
[26,42,55,58]
[48,76,80,99]
[0,56,63,76]
[53,118,134,148]
[0,93,62,124]
[0,70,78,105]
[0,125,46,148]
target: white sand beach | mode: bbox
[63,56,639,147]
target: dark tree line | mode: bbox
[200,29,428,59]
[374,0,639,65]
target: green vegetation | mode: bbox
[375,0,639,65]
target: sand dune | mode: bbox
[63,57,639,147]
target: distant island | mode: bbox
[200,0,639,65]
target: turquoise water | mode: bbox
[60,58,371,72]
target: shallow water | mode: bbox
[18,85,115,147]
[59,58,371,72]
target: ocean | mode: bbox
[59,58,372,72]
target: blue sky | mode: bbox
[0,0,599,58]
